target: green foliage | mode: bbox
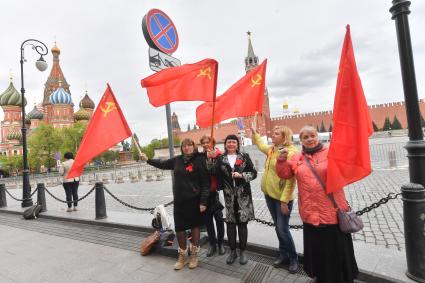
[187,124,190,131]
[28,123,62,172]
[316,125,320,132]
[382,117,392,131]
[0,155,23,175]
[420,113,425,127]
[94,150,119,164]
[391,115,402,130]
[372,121,379,132]
[58,122,87,156]
[328,123,333,132]
[319,121,326,133]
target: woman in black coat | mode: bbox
[140,138,210,270]
[214,134,257,265]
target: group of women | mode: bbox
[140,125,359,283]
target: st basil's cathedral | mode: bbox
[0,44,95,156]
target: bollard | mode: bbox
[388,150,397,168]
[401,183,425,282]
[0,183,7,208]
[95,182,107,220]
[36,183,47,212]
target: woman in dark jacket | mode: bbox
[140,138,210,270]
[214,134,257,265]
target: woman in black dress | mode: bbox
[140,138,210,270]
[214,134,257,265]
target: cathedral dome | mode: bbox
[74,108,91,121]
[0,82,27,107]
[51,44,60,54]
[27,105,44,120]
[79,92,95,109]
[49,87,72,105]
[7,128,22,141]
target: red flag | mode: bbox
[196,59,267,128]
[67,84,132,178]
[141,58,218,107]
[326,25,374,194]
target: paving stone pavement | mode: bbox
[0,213,311,283]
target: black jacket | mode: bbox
[147,153,210,205]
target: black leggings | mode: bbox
[226,222,248,251]
[204,209,225,245]
[63,181,79,208]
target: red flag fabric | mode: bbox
[196,59,267,128]
[141,58,218,107]
[326,25,374,194]
[67,84,132,178]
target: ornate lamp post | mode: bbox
[20,39,48,208]
[390,1,425,282]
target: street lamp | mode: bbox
[20,39,48,208]
[390,1,425,281]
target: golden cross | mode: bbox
[197,67,212,80]
[100,102,117,117]
[251,74,262,87]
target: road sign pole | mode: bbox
[165,104,175,159]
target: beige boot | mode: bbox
[174,247,188,270]
[188,244,200,269]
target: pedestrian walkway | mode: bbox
[0,213,309,283]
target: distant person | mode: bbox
[251,125,299,273]
[276,126,358,283]
[200,135,225,257]
[58,152,80,212]
[140,138,210,270]
[213,134,257,265]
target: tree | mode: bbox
[328,123,333,132]
[382,117,392,131]
[320,121,326,133]
[391,115,402,130]
[420,113,425,127]
[316,125,320,132]
[94,150,119,164]
[187,124,190,131]
[0,155,23,176]
[372,121,379,132]
[59,122,87,155]
[28,123,62,172]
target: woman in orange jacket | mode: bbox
[276,125,358,283]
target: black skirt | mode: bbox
[173,198,203,232]
[303,223,359,283]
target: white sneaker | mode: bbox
[73,207,78,211]
[66,208,72,212]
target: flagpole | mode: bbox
[209,63,218,147]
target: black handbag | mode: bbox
[303,155,363,233]
[23,204,43,220]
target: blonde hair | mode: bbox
[180,138,198,153]
[200,135,216,146]
[274,126,293,146]
[299,125,318,140]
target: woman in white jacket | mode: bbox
[58,152,80,212]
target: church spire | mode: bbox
[42,42,71,105]
[245,31,259,73]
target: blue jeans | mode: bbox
[265,195,298,259]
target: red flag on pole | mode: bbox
[196,59,267,128]
[67,84,132,179]
[141,58,218,107]
[326,25,374,194]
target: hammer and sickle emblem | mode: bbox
[197,67,212,80]
[251,74,262,87]
[100,102,117,117]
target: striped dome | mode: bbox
[0,82,27,107]
[49,87,72,105]
[74,108,91,121]
[27,105,44,120]
[7,128,22,141]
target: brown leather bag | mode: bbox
[140,231,160,256]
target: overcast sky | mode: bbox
[1,0,424,145]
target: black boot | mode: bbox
[217,243,226,255]
[206,244,216,257]
[239,250,248,265]
[226,250,237,264]
[288,258,299,274]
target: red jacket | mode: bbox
[276,146,349,226]
[206,147,222,192]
